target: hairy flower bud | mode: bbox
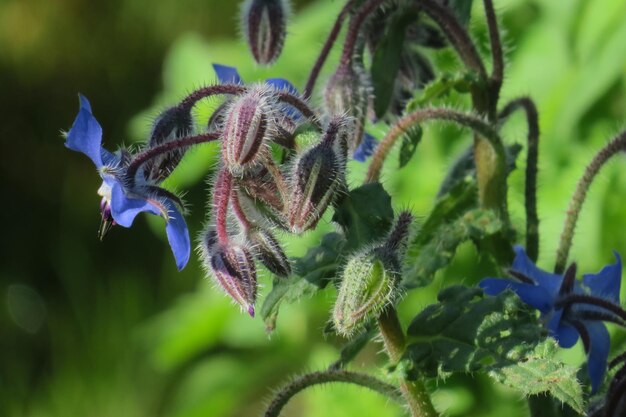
[333,247,400,336]
[222,87,275,173]
[144,106,193,183]
[241,0,289,65]
[248,228,291,277]
[199,233,258,316]
[324,64,371,154]
[287,123,345,234]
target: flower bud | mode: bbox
[324,64,371,154]
[333,247,400,336]
[287,123,345,234]
[222,87,275,173]
[144,106,193,183]
[200,235,258,316]
[241,0,289,65]
[248,228,291,277]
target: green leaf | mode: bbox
[332,183,395,251]
[260,232,345,331]
[399,124,423,168]
[403,207,504,288]
[405,71,480,111]
[404,286,584,413]
[371,9,417,118]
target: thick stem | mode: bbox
[340,0,385,67]
[554,131,626,273]
[499,97,540,262]
[212,169,233,244]
[276,91,321,128]
[483,0,504,104]
[365,107,502,183]
[127,132,221,181]
[304,0,356,98]
[377,307,439,417]
[264,369,403,417]
[178,84,246,111]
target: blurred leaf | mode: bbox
[445,0,475,27]
[405,285,584,413]
[261,233,345,331]
[399,124,423,168]
[371,8,417,118]
[329,325,377,370]
[332,183,395,251]
[406,71,480,111]
[403,207,503,288]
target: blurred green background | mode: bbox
[2,0,626,416]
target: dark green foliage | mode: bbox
[399,124,423,168]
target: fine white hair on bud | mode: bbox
[240,0,291,65]
[248,227,291,277]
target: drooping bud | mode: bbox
[241,0,290,65]
[144,106,193,183]
[222,87,275,174]
[333,247,400,336]
[248,228,291,277]
[287,122,345,234]
[324,64,371,154]
[200,235,258,316]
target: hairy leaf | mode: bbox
[399,124,423,168]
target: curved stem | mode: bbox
[499,97,540,262]
[304,0,356,98]
[178,84,246,111]
[230,188,251,232]
[276,91,321,128]
[340,0,385,67]
[483,0,504,103]
[213,169,233,244]
[365,107,501,183]
[127,132,221,180]
[264,369,403,417]
[554,131,626,273]
[377,307,439,417]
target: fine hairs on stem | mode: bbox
[554,131,626,273]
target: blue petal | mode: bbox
[109,181,160,227]
[213,64,243,84]
[163,201,191,270]
[479,278,554,313]
[352,133,378,162]
[265,78,299,95]
[66,94,105,168]
[582,251,622,303]
[511,245,563,297]
[584,321,610,393]
[547,311,579,348]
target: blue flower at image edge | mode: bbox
[65,95,191,270]
[212,63,378,162]
[479,246,622,392]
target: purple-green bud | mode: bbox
[199,231,257,316]
[324,64,371,154]
[248,228,291,277]
[241,0,289,65]
[333,247,399,336]
[222,87,275,173]
[287,122,345,234]
[144,106,193,183]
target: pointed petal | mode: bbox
[479,278,554,313]
[213,64,243,84]
[583,251,622,303]
[163,201,191,270]
[511,245,563,297]
[352,132,377,162]
[109,180,160,227]
[265,78,298,95]
[584,321,610,393]
[547,311,579,347]
[66,94,105,167]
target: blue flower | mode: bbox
[211,64,378,161]
[65,95,191,270]
[480,246,623,392]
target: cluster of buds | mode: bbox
[333,212,413,336]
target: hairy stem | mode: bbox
[365,107,501,183]
[340,0,385,67]
[377,307,439,417]
[264,369,403,417]
[483,0,504,104]
[213,169,233,244]
[554,131,626,273]
[127,132,221,181]
[230,188,251,232]
[179,84,246,111]
[276,91,321,128]
[304,0,356,98]
[499,97,540,261]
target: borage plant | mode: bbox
[63,0,626,416]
